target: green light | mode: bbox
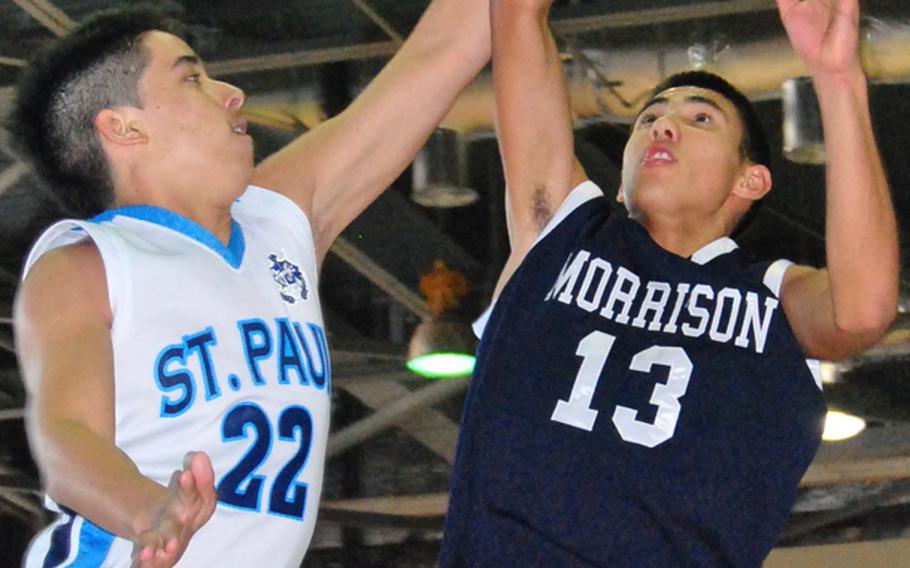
[406,353,476,379]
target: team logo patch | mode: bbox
[268,252,309,304]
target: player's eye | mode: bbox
[637,112,658,127]
[186,73,201,84]
[693,112,713,124]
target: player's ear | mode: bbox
[732,163,771,202]
[95,108,148,146]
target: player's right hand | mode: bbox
[131,451,217,568]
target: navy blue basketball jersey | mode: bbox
[440,182,825,567]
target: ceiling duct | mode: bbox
[782,76,825,164]
[437,17,910,131]
[243,18,910,135]
[411,128,478,208]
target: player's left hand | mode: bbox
[130,452,217,568]
[776,0,862,76]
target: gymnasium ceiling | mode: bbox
[2,0,910,563]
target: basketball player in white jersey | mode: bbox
[11,2,489,566]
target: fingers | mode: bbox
[187,451,216,502]
[179,452,217,522]
[174,451,218,530]
[131,453,217,568]
[132,529,179,568]
[135,530,161,563]
[132,516,186,567]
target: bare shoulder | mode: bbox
[16,240,118,461]
[16,240,111,341]
[777,263,892,360]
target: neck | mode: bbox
[113,179,241,247]
[633,211,734,258]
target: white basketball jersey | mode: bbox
[23,186,330,567]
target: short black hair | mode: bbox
[10,6,186,217]
[643,71,771,235]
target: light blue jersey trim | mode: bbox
[91,205,246,269]
[68,518,116,567]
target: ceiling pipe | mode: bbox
[238,17,910,133]
[437,17,910,130]
[326,375,468,458]
[782,477,910,542]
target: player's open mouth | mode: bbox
[642,145,675,165]
[231,119,248,135]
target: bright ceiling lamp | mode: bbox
[407,261,477,379]
[822,410,866,442]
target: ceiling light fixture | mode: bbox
[822,410,866,442]
[406,261,477,379]
[411,127,479,208]
[782,76,826,164]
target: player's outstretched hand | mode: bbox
[131,452,217,568]
[777,0,861,76]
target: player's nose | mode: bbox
[214,80,245,111]
[650,114,678,142]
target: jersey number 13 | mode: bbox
[550,330,693,448]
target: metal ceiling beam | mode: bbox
[327,375,468,458]
[330,236,432,320]
[0,56,27,67]
[783,476,910,541]
[350,0,403,44]
[0,463,38,493]
[208,41,399,77]
[0,87,17,122]
[0,490,42,522]
[0,409,24,422]
[320,493,447,529]
[0,126,13,149]
[11,0,75,37]
[204,2,778,78]
[801,455,910,487]
[551,0,777,36]
[0,162,29,196]
[339,374,460,464]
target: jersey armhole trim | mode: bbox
[472,304,494,339]
[531,181,603,249]
[763,259,793,297]
[805,358,824,391]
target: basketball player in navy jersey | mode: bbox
[441,0,898,566]
[12,2,489,567]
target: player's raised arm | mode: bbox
[15,245,215,568]
[252,0,490,262]
[489,0,584,296]
[776,0,898,360]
